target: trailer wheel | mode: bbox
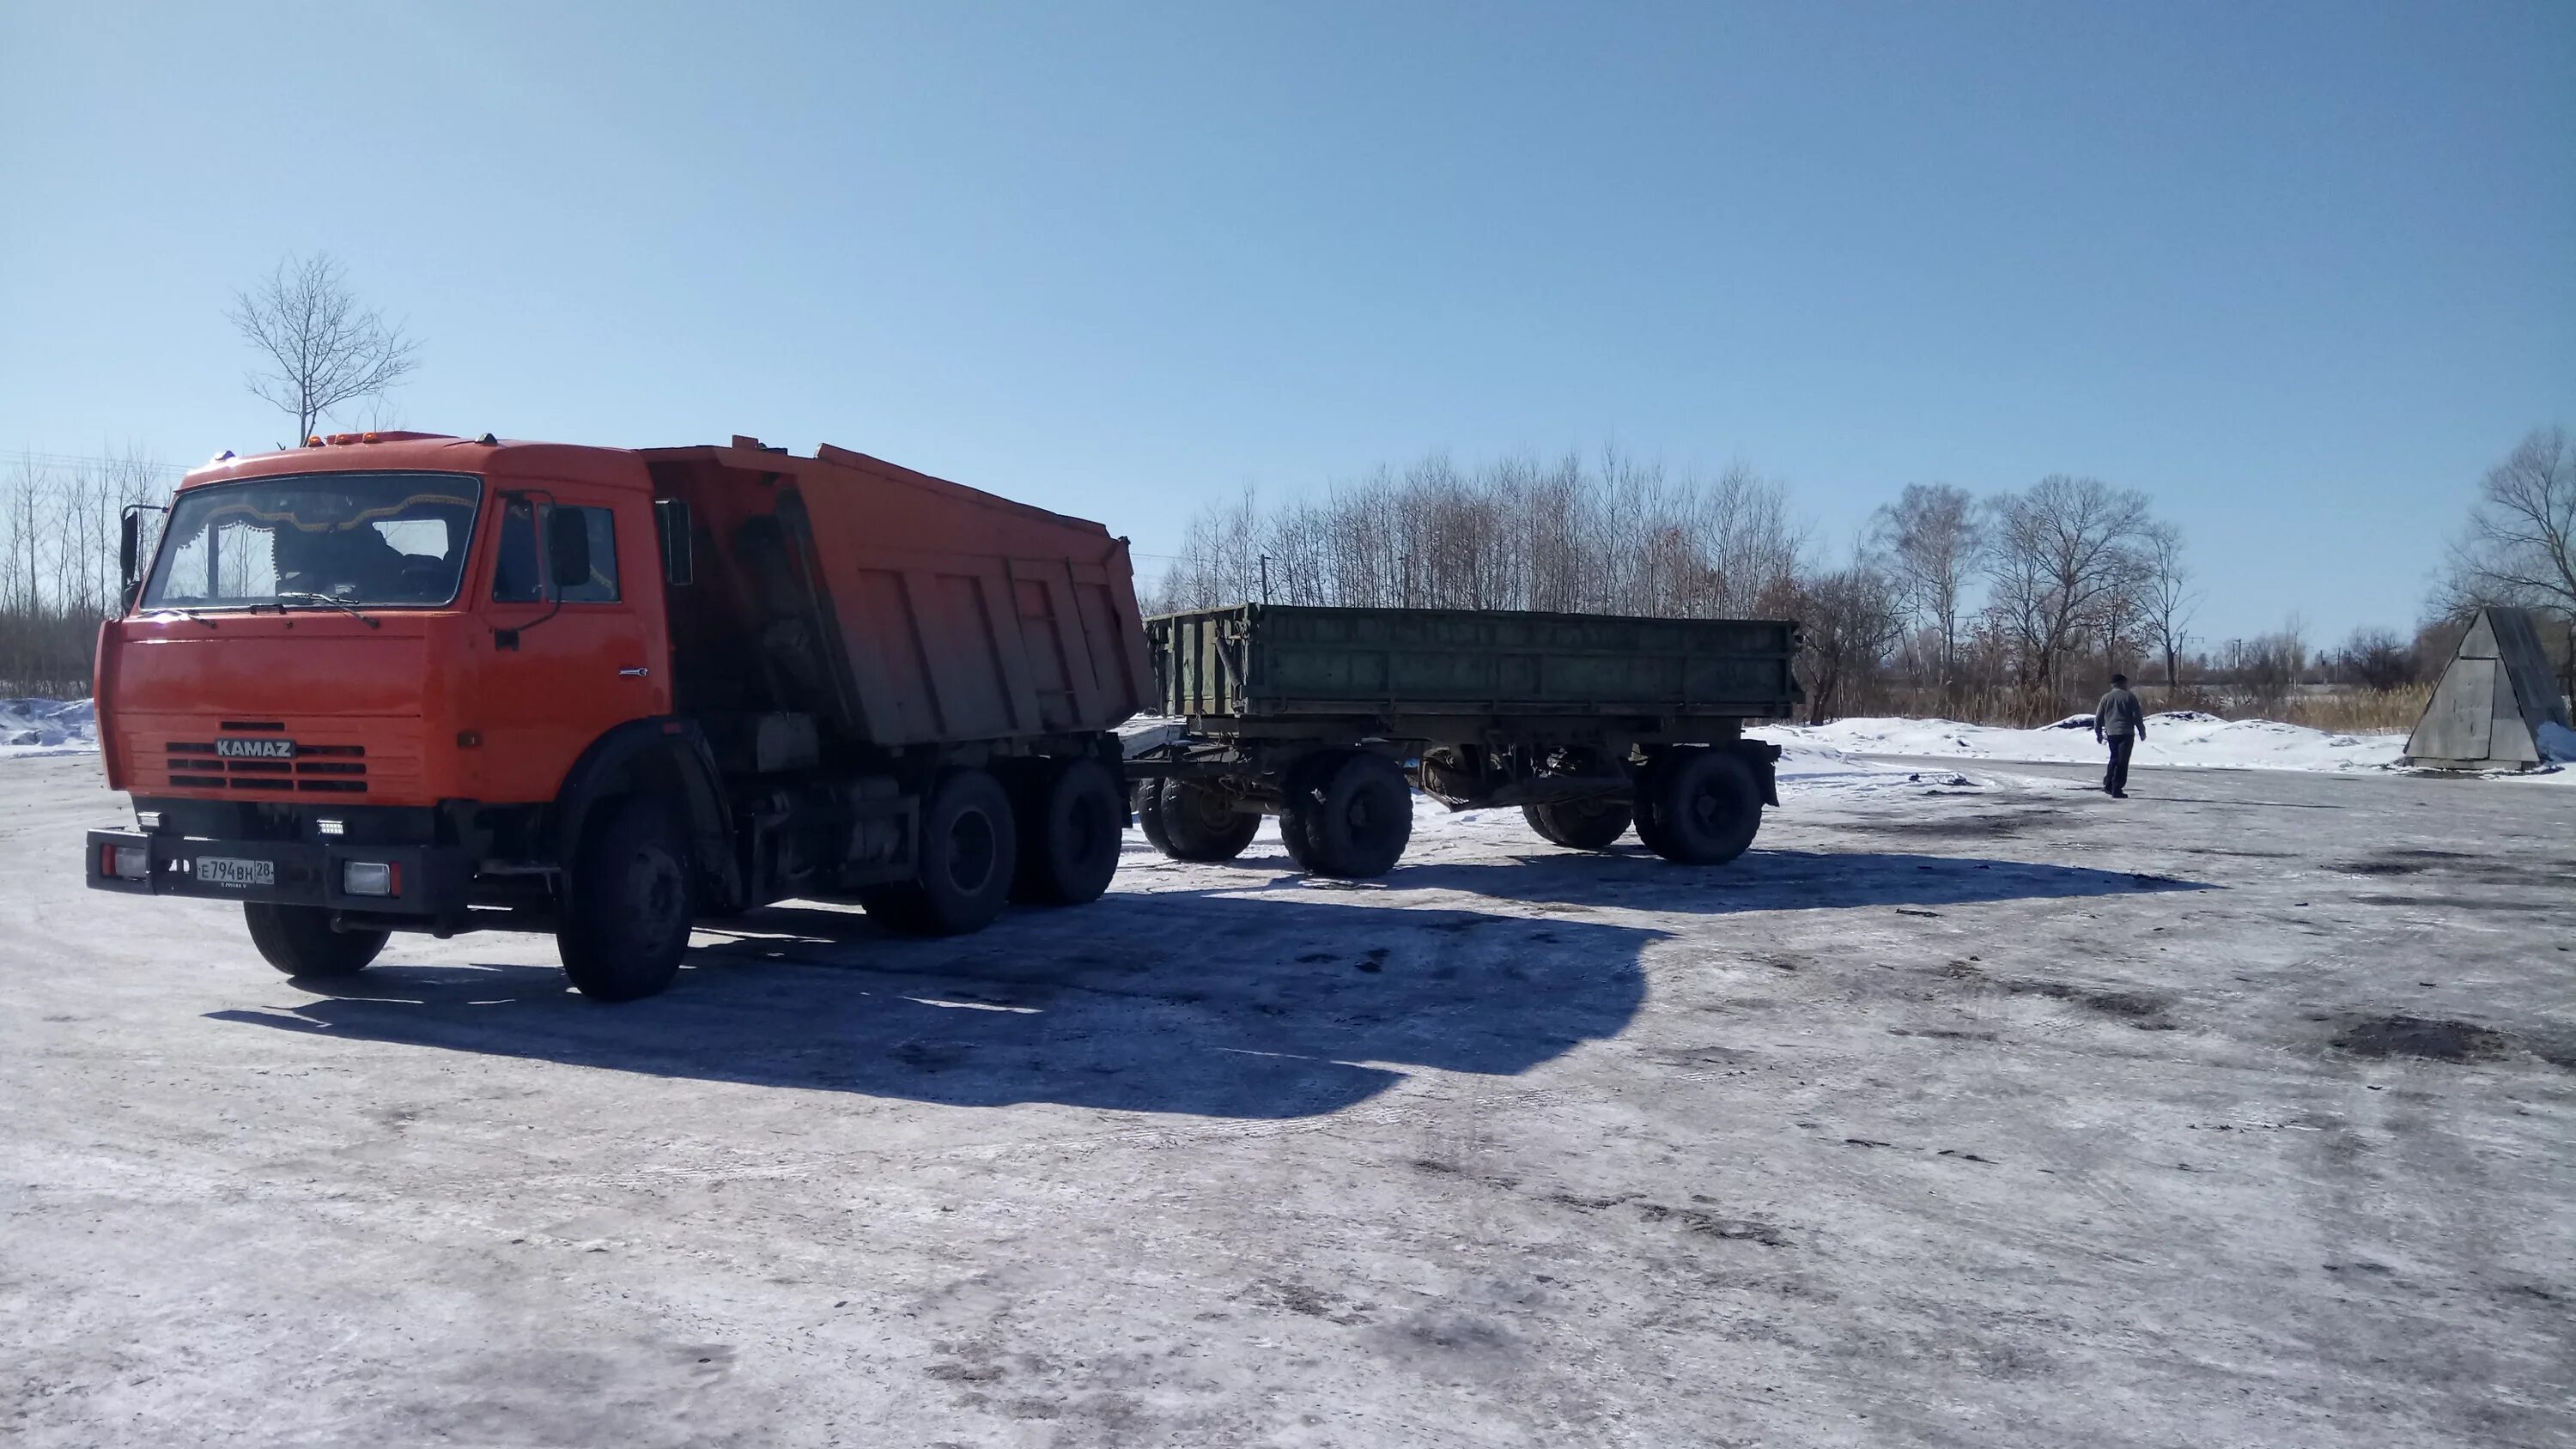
[1133,780,1176,854]
[243,903,386,979]
[1639,747,1763,865]
[1523,797,1633,852]
[871,769,1018,936]
[1275,755,1328,872]
[556,795,695,1002]
[1287,750,1413,878]
[1150,779,1261,863]
[1015,759,1123,905]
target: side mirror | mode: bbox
[118,509,142,589]
[654,499,694,586]
[545,508,592,594]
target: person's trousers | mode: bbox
[2104,733,2135,794]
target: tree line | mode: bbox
[0,451,170,697]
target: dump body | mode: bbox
[1150,604,1800,724]
[644,442,1151,751]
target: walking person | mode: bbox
[2093,673,2148,797]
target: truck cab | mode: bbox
[87,432,1146,1001]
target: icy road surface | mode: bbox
[3,754,2573,1447]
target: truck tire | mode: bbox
[556,795,695,1002]
[869,769,1018,936]
[1276,755,1326,872]
[1133,779,1177,854]
[1523,797,1633,851]
[1014,758,1123,906]
[244,903,386,979]
[1286,750,1413,879]
[1638,747,1763,866]
[1151,779,1261,863]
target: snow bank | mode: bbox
[2539,720,2576,764]
[1759,712,2405,774]
[0,699,97,758]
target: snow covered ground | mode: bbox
[1761,709,2416,773]
[7,747,2574,1446]
[0,698,97,758]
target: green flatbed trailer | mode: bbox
[1126,603,1803,877]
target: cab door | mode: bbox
[466,486,671,805]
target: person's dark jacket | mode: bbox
[2094,688,2147,740]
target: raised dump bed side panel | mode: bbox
[646,443,1151,749]
[1151,604,1799,720]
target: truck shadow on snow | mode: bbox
[210,893,1657,1119]
[1376,846,2209,914]
[205,850,2202,1119]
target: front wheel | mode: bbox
[557,795,695,1002]
[1523,797,1633,851]
[1147,779,1261,863]
[244,902,386,979]
[1283,750,1413,879]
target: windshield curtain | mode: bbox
[142,472,483,611]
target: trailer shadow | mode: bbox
[1379,847,2214,913]
[207,893,1659,1119]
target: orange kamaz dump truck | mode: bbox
[86,432,1151,1000]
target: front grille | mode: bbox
[165,740,371,794]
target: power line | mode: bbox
[6,449,186,476]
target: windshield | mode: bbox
[142,472,483,611]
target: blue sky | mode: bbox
[4,2,2570,646]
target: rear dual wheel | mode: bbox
[865,768,1018,937]
[1012,758,1123,906]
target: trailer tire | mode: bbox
[1133,780,1177,854]
[1275,755,1327,871]
[1151,779,1261,863]
[871,768,1018,936]
[556,795,694,1002]
[1287,750,1413,879]
[1639,747,1763,866]
[1015,759,1123,905]
[1522,797,1633,852]
[244,903,386,979]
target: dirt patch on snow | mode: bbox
[2330,1016,2514,1064]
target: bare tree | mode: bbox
[2139,520,2198,688]
[1791,553,1908,724]
[2440,425,2575,617]
[228,253,422,443]
[1870,483,1979,706]
[1978,476,2154,719]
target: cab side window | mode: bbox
[556,506,619,603]
[491,500,543,603]
[489,501,617,603]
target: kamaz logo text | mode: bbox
[214,738,297,760]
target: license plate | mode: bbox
[196,856,275,888]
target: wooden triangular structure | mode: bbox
[2402,607,2570,769]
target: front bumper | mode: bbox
[85,829,470,919]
